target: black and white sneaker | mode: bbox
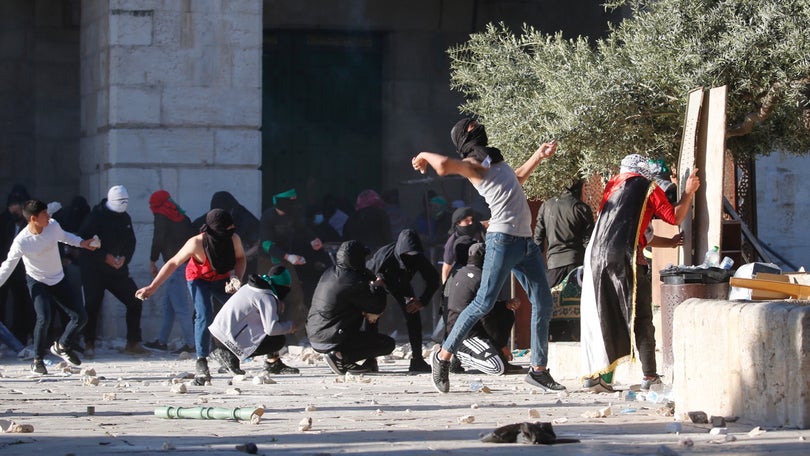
[210,347,245,375]
[456,336,504,376]
[264,359,300,375]
[525,368,566,391]
[194,357,211,385]
[50,341,81,366]
[324,352,367,375]
[430,346,450,394]
[31,358,47,375]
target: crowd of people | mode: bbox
[0,118,697,396]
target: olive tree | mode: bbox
[449,0,810,199]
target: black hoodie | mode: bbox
[78,198,136,274]
[306,240,387,350]
[365,229,440,305]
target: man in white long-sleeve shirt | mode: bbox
[0,200,98,374]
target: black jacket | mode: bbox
[78,199,136,274]
[306,240,387,350]
[366,229,439,305]
[534,190,594,270]
[150,213,196,263]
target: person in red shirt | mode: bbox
[580,154,699,392]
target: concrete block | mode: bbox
[213,129,260,167]
[108,128,215,165]
[110,9,153,46]
[231,48,261,88]
[223,13,262,47]
[673,299,810,428]
[110,86,161,125]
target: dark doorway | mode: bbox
[261,30,383,211]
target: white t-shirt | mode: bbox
[0,219,82,286]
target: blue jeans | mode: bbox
[157,264,194,347]
[187,278,229,359]
[0,320,23,353]
[442,232,553,367]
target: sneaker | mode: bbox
[360,357,379,373]
[263,359,300,375]
[50,342,81,366]
[449,356,465,374]
[525,368,566,391]
[144,340,168,351]
[504,362,524,374]
[583,376,614,393]
[430,347,450,394]
[194,357,211,384]
[123,342,151,356]
[324,352,344,375]
[640,375,663,391]
[211,347,245,375]
[31,358,47,375]
[408,357,432,373]
[172,344,194,355]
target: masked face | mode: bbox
[106,198,129,213]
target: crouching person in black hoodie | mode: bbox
[307,240,393,375]
[208,266,299,377]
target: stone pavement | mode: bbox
[0,345,808,455]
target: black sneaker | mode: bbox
[324,352,344,375]
[408,357,432,373]
[144,340,168,351]
[211,347,245,375]
[525,368,566,391]
[430,347,450,394]
[31,358,47,375]
[360,357,379,373]
[504,362,525,374]
[263,359,300,375]
[172,344,194,354]
[50,342,81,366]
[583,376,614,393]
[449,356,465,374]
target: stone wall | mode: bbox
[79,0,262,343]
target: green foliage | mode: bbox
[449,0,810,199]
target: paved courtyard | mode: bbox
[0,344,808,455]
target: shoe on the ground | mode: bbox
[144,340,168,351]
[123,342,151,356]
[194,357,211,385]
[525,368,566,391]
[50,341,81,366]
[31,358,47,375]
[583,376,614,393]
[408,357,432,373]
[211,347,245,375]
[449,356,465,374]
[430,346,451,394]
[360,357,379,373]
[171,344,194,354]
[640,374,663,391]
[504,362,524,374]
[264,359,300,375]
[323,352,367,375]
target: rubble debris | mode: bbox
[83,376,99,386]
[709,427,727,435]
[102,393,116,401]
[458,415,475,424]
[170,383,188,394]
[305,405,316,412]
[298,416,312,431]
[528,409,541,418]
[0,419,34,433]
[710,415,726,427]
[748,426,766,437]
[687,411,708,424]
[678,437,694,447]
[162,441,175,450]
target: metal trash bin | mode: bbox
[659,267,730,380]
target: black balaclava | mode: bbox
[452,235,476,266]
[449,118,504,164]
[210,191,239,213]
[201,208,236,274]
[449,206,481,237]
[337,240,371,272]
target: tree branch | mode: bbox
[726,82,782,138]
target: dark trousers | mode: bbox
[546,264,579,288]
[249,335,287,358]
[314,331,396,365]
[27,275,87,358]
[81,267,142,344]
[634,265,656,377]
[0,266,34,343]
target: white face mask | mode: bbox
[106,199,128,213]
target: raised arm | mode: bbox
[514,141,557,185]
[412,152,487,185]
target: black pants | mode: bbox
[634,265,656,377]
[81,266,142,344]
[314,331,396,365]
[0,265,34,343]
[27,275,87,359]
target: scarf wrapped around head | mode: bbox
[273,188,298,214]
[450,118,504,165]
[619,154,651,178]
[355,189,386,211]
[149,190,185,222]
[201,208,236,274]
[265,265,292,300]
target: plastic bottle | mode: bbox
[719,256,734,270]
[703,246,720,267]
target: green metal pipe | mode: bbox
[154,406,264,421]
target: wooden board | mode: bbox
[677,88,704,265]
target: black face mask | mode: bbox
[275,198,299,215]
[456,224,479,237]
[273,284,291,301]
